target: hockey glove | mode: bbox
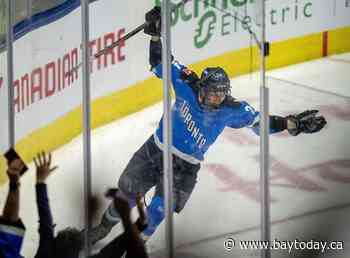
[286,110,327,136]
[144,6,161,36]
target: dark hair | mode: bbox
[53,227,83,258]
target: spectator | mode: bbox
[90,190,149,258]
[33,151,83,258]
[0,156,26,258]
[33,151,148,258]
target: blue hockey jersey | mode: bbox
[0,218,25,258]
[152,61,261,163]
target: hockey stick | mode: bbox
[95,0,191,58]
[94,23,146,58]
[71,0,191,72]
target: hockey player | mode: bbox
[88,7,327,244]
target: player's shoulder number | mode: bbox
[244,103,255,115]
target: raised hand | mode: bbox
[33,152,58,184]
[144,6,161,36]
[7,159,24,183]
[105,188,131,221]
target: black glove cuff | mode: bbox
[150,39,162,68]
[286,115,300,136]
[144,21,161,37]
[270,116,288,132]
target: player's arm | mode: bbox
[144,7,175,71]
[231,102,288,135]
[250,114,289,135]
[149,37,199,94]
[144,7,175,74]
[145,7,198,93]
[225,101,275,133]
[249,109,327,136]
[228,101,326,136]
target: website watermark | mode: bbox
[224,238,344,254]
